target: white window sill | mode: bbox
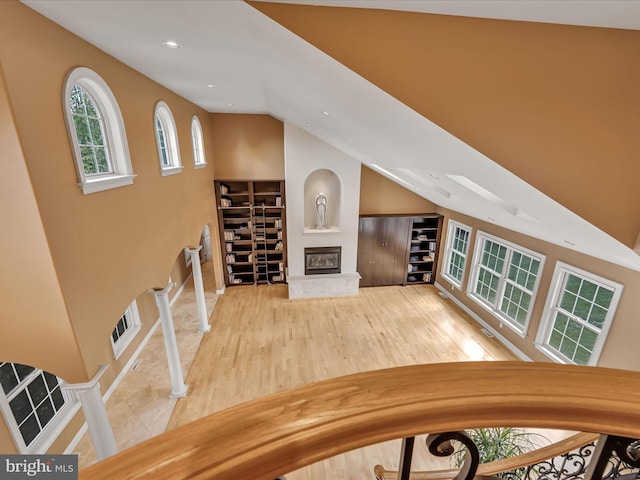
[194,162,208,170]
[466,291,528,338]
[534,343,570,364]
[79,174,135,194]
[161,165,184,176]
[441,274,462,290]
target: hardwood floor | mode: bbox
[167,283,519,479]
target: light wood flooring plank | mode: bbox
[167,284,519,479]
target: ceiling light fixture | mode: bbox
[162,40,181,49]
[227,103,234,107]
[321,110,331,117]
[206,84,215,88]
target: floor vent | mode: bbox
[130,359,142,372]
[480,328,494,338]
[438,292,448,298]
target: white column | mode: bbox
[187,245,211,333]
[149,282,188,398]
[62,365,117,461]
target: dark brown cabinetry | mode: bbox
[357,216,411,287]
[357,214,442,287]
[215,180,286,286]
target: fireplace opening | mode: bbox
[304,246,341,275]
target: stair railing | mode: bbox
[78,361,640,480]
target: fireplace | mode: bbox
[304,246,341,275]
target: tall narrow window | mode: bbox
[0,363,75,453]
[63,67,134,194]
[468,232,545,335]
[191,116,207,168]
[154,101,182,176]
[110,300,142,359]
[536,263,623,366]
[442,220,471,288]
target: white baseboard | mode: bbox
[434,281,532,362]
[64,272,193,454]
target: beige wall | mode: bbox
[435,208,640,370]
[360,165,437,215]
[210,113,284,180]
[0,61,88,382]
[0,1,218,381]
[250,1,640,250]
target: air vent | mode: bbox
[130,359,141,372]
[438,292,448,298]
[480,328,494,338]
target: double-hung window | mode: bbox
[442,220,471,288]
[468,232,545,335]
[63,67,134,194]
[0,363,75,453]
[535,263,622,366]
[154,101,182,176]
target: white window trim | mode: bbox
[154,101,183,176]
[110,299,142,360]
[191,115,207,169]
[534,262,623,366]
[467,231,545,337]
[63,67,134,194]
[0,368,80,454]
[441,220,472,289]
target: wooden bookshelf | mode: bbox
[215,180,286,286]
[405,215,443,285]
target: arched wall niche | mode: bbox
[303,169,342,231]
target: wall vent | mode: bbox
[438,292,448,298]
[130,359,142,372]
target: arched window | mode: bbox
[154,101,182,176]
[191,115,207,168]
[63,67,134,194]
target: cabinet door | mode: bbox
[388,216,411,285]
[357,217,380,287]
[358,217,411,287]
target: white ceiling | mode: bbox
[22,0,640,271]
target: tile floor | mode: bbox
[73,261,219,469]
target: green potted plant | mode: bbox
[451,428,549,467]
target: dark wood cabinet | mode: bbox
[215,180,286,286]
[357,216,411,287]
[357,214,442,287]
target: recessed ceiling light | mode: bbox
[162,41,181,49]
[227,103,234,107]
[206,84,215,88]
[321,110,331,117]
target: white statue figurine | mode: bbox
[315,192,328,229]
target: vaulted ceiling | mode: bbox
[22,0,640,271]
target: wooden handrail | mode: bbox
[373,432,600,480]
[79,362,640,480]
